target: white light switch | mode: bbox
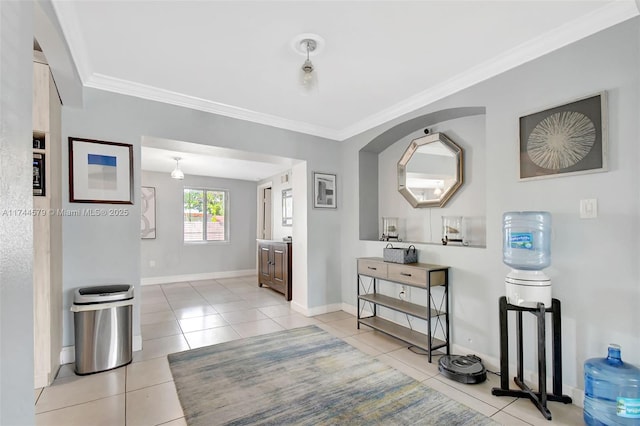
[580,199,598,219]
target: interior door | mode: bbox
[262,187,272,239]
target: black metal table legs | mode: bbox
[491,296,572,420]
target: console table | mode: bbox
[356,257,450,362]
[491,296,572,420]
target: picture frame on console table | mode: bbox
[519,92,607,181]
[313,172,337,209]
[69,137,134,204]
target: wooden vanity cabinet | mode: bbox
[257,240,292,301]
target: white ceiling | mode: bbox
[52,1,639,142]
[141,137,297,181]
[50,1,638,179]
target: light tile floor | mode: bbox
[34,276,583,425]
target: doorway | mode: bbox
[259,184,272,240]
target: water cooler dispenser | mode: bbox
[502,211,552,307]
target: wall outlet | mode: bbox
[149,260,156,267]
[580,198,598,219]
[399,285,410,300]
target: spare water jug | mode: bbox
[584,344,640,425]
[503,211,551,270]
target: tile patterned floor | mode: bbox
[34,276,583,425]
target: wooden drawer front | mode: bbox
[388,264,427,287]
[357,259,388,279]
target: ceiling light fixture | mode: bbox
[171,157,184,180]
[291,33,324,94]
[300,39,318,92]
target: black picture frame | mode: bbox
[519,92,608,180]
[69,137,134,204]
[33,153,45,196]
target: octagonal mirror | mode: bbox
[397,132,463,208]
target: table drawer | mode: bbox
[357,259,388,279]
[388,264,427,287]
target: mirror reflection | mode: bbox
[282,188,293,226]
[398,132,463,208]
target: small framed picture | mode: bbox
[69,137,134,204]
[282,188,293,226]
[519,92,607,180]
[33,153,45,196]
[141,186,156,239]
[313,172,337,209]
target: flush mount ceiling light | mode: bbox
[291,33,325,93]
[171,157,184,180]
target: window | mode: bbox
[183,188,228,242]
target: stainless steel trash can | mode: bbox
[71,285,134,375]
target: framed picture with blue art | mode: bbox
[69,137,133,204]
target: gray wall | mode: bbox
[61,87,343,346]
[141,170,258,279]
[0,2,36,424]
[341,17,640,394]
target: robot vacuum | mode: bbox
[438,354,487,384]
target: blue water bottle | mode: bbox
[584,344,640,425]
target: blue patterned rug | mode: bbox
[168,325,497,425]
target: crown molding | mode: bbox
[50,0,92,83]
[85,73,341,141]
[336,0,639,141]
[53,0,638,142]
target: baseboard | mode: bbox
[290,301,343,317]
[342,302,357,316]
[60,334,143,365]
[141,269,256,286]
[452,342,584,407]
[60,346,74,365]
[133,335,142,352]
[343,302,584,406]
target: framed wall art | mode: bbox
[141,186,156,239]
[519,92,607,180]
[282,188,293,226]
[33,153,45,196]
[313,172,337,209]
[69,137,134,203]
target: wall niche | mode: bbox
[359,107,487,247]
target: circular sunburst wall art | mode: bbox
[519,93,606,180]
[527,111,596,170]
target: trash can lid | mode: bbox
[74,284,134,305]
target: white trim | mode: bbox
[50,0,92,82]
[60,346,75,365]
[84,73,340,140]
[290,301,343,317]
[451,342,584,408]
[53,1,637,142]
[141,269,256,286]
[133,335,142,352]
[337,1,640,141]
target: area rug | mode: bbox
[168,325,497,425]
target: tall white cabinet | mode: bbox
[33,51,63,388]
